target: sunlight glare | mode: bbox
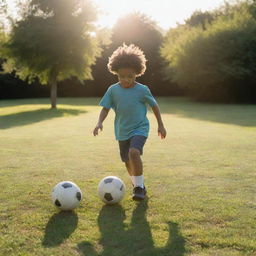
[93,0,225,29]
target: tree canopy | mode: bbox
[2,0,102,107]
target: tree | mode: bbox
[111,13,163,87]
[0,0,7,41]
[2,0,101,108]
[89,12,181,97]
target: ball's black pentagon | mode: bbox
[104,193,113,201]
[104,178,113,184]
[55,199,61,207]
[120,185,124,191]
[62,182,73,189]
[76,192,82,201]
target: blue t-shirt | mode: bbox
[99,82,157,141]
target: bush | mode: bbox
[161,1,256,103]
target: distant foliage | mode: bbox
[185,10,215,30]
[161,1,256,102]
[0,10,182,99]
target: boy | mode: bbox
[93,44,166,201]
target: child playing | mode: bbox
[93,44,166,201]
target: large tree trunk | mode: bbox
[50,79,57,109]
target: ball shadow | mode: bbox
[42,210,78,247]
[77,204,126,256]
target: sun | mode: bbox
[93,0,133,28]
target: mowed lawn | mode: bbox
[0,97,255,256]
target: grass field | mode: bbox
[0,97,255,256]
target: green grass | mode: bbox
[0,97,255,256]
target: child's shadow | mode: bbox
[42,211,78,247]
[77,199,186,256]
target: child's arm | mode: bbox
[93,107,110,136]
[151,104,167,139]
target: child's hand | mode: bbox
[93,123,103,136]
[158,125,167,139]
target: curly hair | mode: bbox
[107,44,147,77]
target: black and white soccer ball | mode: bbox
[98,176,126,204]
[51,181,82,211]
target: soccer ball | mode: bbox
[51,181,82,211]
[98,176,126,204]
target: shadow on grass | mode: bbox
[42,211,78,247]
[2,97,256,127]
[158,97,256,127]
[0,108,86,129]
[0,97,100,108]
[77,199,186,256]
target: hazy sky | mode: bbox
[6,0,226,30]
[94,0,225,29]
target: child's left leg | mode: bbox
[124,155,143,187]
[125,161,133,176]
[128,148,143,176]
[128,136,147,200]
[128,149,145,190]
[119,135,147,200]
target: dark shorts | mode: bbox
[118,135,147,162]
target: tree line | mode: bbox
[0,0,255,107]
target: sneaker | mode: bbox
[132,186,147,201]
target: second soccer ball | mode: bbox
[98,176,126,204]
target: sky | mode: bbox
[5,0,226,30]
[93,0,225,30]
